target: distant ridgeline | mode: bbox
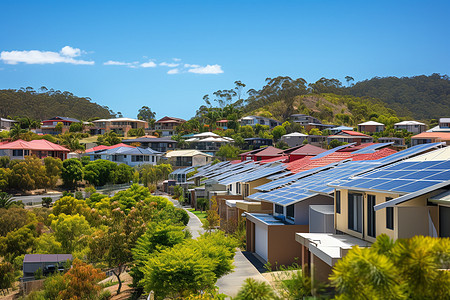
[244,74,450,123]
[0,87,115,121]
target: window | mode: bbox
[237,183,241,194]
[244,184,249,197]
[348,193,363,233]
[12,149,23,156]
[286,204,294,220]
[152,156,155,162]
[367,194,376,237]
[386,197,394,230]
[275,204,283,214]
[336,191,341,214]
[144,156,149,161]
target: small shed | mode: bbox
[23,254,73,281]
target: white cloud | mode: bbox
[140,61,157,68]
[173,58,181,62]
[184,63,200,68]
[167,68,179,74]
[0,46,94,65]
[60,46,81,57]
[104,60,130,66]
[188,64,223,74]
[160,62,179,67]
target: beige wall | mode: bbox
[247,178,270,197]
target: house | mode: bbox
[357,121,385,133]
[290,114,321,126]
[85,143,134,153]
[40,116,81,135]
[121,137,177,152]
[86,146,162,167]
[239,116,282,129]
[165,149,213,167]
[154,116,186,137]
[329,126,354,135]
[0,139,70,160]
[244,137,273,150]
[378,137,406,148]
[394,120,427,133]
[281,132,308,147]
[22,254,72,282]
[327,130,373,145]
[411,132,450,146]
[297,143,449,285]
[0,117,18,131]
[306,135,327,147]
[429,118,450,132]
[216,119,229,130]
[186,132,234,154]
[239,146,283,162]
[284,144,327,162]
[91,118,148,137]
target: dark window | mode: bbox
[286,204,294,219]
[386,197,394,230]
[336,191,341,214]
[12,149,23,156]
[144,156,149,161]
[275,204,283,214]
[348,193,363,233]
[367,195,376,237]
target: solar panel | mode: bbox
[310,143,356,160]
[352,142,393,154]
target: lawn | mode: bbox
[187,208,207,221]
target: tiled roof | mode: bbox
[339,130,371,137]
[0,139,70,152]
[85,143,134,153]
[288,144,327,156]
[412,132,450,139]
[253,146,284,157]
[258,156,289,164]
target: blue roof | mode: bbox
[93,146,162,155]
[246,213,290,225]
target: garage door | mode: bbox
[254,223,268,262]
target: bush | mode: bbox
[98,289,112,300]
[196,198,209,212]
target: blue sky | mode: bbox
[1,0,449,120]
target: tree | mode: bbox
[41,197,52,208]
[0,192,14,209]
[0,207,30,236]
[216,144,240,159]
[61,158,83,188]
[44,157,62,189]
[330,234,450,300]
[137,106,156,122]
[115,163,134,184]
[84,159,118,186]
[58,132,84,151]
[58,259,105,300]
[97,131,121,146]
[51,213,92,253]
[0,262,15,295]
[0,226,36,260]
[235,278,278,300]
[9,123,27,140]
[69,122,83,132]
[0,168,10,191]
[9,156,48,191]
[51,195,89,217]
[197,198,209,212]
[271,125,286,142]
[345,76,355,87]
[202,197,220,232]
[34,233,64,254]
[54,122,63,132]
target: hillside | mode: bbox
[0,87,114,121]
[250,93,397,126]
[346,73,450,120]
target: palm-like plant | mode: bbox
[9,123,27,140]
[0,192,14,209]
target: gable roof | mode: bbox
[0,139,70,152]
[93,118,146,123]
[85,143,134,153]
[156,116,186,123]
[122,137,177,143]
[282,132,308,137]
[44,116,80,123]
[95,146,162,155]
[395,120,426,126]
[165,150,213,157]
[358,121,385,126]
[411,132,450,139]
[253,146,284,157]
[288,144,327,156]
[338,130,371,137]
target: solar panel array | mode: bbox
[352,142,393,154]
[374,142,443,164]
[310,143,355,160]
[333,160,450,193]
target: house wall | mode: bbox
[282,136,308,148]
[294,195,334,225]
[267,224,309,267]
[311,254,333,284]
[247,178,270,197]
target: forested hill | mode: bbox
[0,87,114,121]
[347,74,450,120]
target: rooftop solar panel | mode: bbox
[352,142,393,154]
[310,143,356,160]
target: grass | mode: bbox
[187,208,207,221]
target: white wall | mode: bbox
[255,223,268,262]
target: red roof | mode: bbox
[288,144,327,156]
[156,116,186,123]
[286,147,396,173]
[85,143,134,153]
[217,120,228,123]
[0,139,69,152]
[239,147,266,157]
[339,130,371,137]
[258,155,289,164]
[253,146,284,157]
[411,132,450,139]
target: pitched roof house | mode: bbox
[0,139,70,160]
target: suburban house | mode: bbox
[0,117,18,131]
[327,130,373,145]
[22,254,72,282]
[394,120,427,133]
[411,132,450,146]
[429,118,450,132]
[154,116,186,137]
[329,126,354,135]
[357,121,385,133]
[185,132,234,154]
[86,146,162,166]
[239,146,284,162]
[165,149,213,167]
[40,116,81,135]
[85,143,134,153]
[244,137,273,150]
[91,118,148,136]
[284,144,327,162]
[121,137,177,152]
[296,143,449,285]
[216,119,229,130]
[306,135,327,147]
[0,139,69,160]
[239,116,282,129]
[290,114,321,126]
[281,132,308,147]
